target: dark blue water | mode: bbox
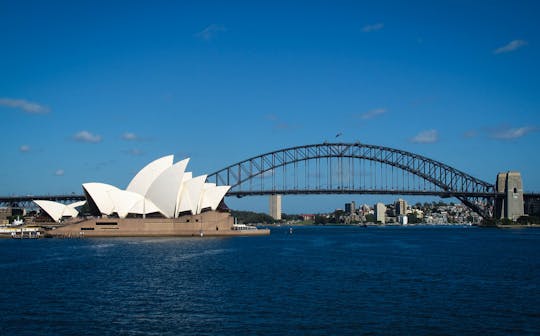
[1,226,539,335]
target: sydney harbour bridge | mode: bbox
[1,143,539,220]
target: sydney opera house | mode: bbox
[34,155,268,237]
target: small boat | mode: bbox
[12,217,24,226]
[232,224,258,231]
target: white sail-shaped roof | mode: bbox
[63,205,80,218]
[84,184,165,218]
[200,185,231,211]
[211,186,230,210]
[126,155,173,196]
[177,174,207,215]
[78,155,229,219]
[199,183,216,211]
[145,158,189,218]
[34,200,82,222]
[68,200,87,210]
[175,172,193,215]
[83,182,119,215]
[106,189,149,218]
[128,197,162,215]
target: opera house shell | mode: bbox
[33,156,269,237]
[35,155,229,220]
[33,200,86,223]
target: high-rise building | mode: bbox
[395,198,408,216]
[270,194,282,220]
[345,201,356,214]
[398,214,408,225]
[375,203,386,224]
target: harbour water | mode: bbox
[1,226,539,335]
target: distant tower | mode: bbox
[495,172,524,221]
[395,198,408,216]
[375,203,386,224]
[269,194,282,220]
[345,201,356,214]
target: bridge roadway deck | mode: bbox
[227,190,505,198]
[1,191,538,206]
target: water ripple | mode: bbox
[0,226,539,335]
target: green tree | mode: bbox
[230,210,276,224]
[408,213,422,224]
[500,218,513,225]
[365,214,376,223]
[314,215,328,224]
[481,218,497,227]
[332,209,346,223]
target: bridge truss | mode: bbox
[207,143,501,218]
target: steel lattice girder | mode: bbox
[207,142,498,218]
[208,143,494,193]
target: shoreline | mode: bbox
[496,224,540,229]
[47,213,270,238]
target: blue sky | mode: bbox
[1,0,539,213]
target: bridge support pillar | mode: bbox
[495,172,524,221]
[269,194,282,220]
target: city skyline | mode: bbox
[1,1,539,213]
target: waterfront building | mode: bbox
[360,204,371,215]
[375,202,386,224]
[395,198,408,216]
[302,214,315,221]
[269,194,282,220]
[345,201,356,214]
[34,155,230,221]
[411,208,424,219]
[0,207,11,224]
[0,207,25,225]
[398,214,408,225]
[32,156,269,237]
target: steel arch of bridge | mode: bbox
[207,143,499,218]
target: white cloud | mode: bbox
[0,98,50,114]
[359,108,386,120]
[195,24,226,40]
[73,130,102,143]
[122,132,138,141]
[489,126,537,140]
[55,169,65,176]
[19,145,30,152]
[275,122,292,130]
[124,148,143,156]
[463,130,477,138]
[362,23,384,33]
[265,114,278,121]
[494,40,528,54]
[264,113,296,131]
[411,129,438,143]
